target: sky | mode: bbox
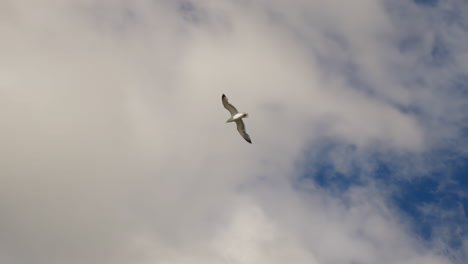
[0,0,467,264]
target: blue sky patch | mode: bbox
[300,139,468,251]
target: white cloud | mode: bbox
[0,0,466,263]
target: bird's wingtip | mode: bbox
[222,94,226,98]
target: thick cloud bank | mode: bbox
[1,1,467,264]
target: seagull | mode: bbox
[222,94,252,144]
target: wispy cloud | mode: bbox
[0,0,466,263]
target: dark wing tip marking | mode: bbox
[222,94,226,99]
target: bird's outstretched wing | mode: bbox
[222,94,238,116]
[235,119,252,144]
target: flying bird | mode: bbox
[222,94,252,144]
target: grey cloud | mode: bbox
[0,0,465,263]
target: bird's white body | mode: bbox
[227,112,248,123]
